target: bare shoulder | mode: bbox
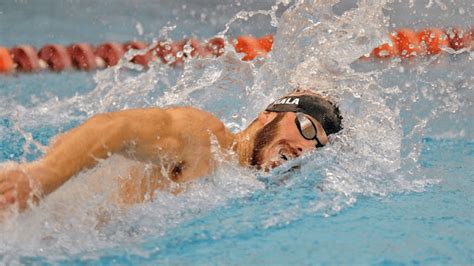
[108,106,214,121]
[165,107,234,149]
[111,106,220,125]
[102,106,232,147]
[167,106,221,120]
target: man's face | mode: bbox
[251,112,328,171]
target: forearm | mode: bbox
[30,113,129,195]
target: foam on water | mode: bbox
[0,0,472,262]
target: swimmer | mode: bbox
[0,88,342,216]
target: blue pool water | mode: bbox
[1,0,473,265]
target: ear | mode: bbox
[257,111,273,126]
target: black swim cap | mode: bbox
[265,93,343,135]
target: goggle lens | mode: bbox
[295,113,325,147]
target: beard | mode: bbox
[250,113,285,169]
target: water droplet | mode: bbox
[135,22,144,36]
[183,44,193,55]
[164,54,175,62]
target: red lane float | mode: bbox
[169,39,187,65]
[95,42,125,67]
[152,39,203,65]
[206,37,225,56]
[0,47,14,73]
[189,38,212,58]
[257,34,274,53]
[234,35,265,61]
[151,41,168,63]
[370,26,472,59]
[371,43,397,58]
[154,39,187,65]
[390,28,423,58]
[38,44,72,71]
[234,34,273,60]
[1,27,472,74]
[471,28,474,47]
[10,45,41,72]
[123,40,153,67]
[445,27,470,51]
[67,43,98,70]
[417,28,450,55]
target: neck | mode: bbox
[232,122,260,167]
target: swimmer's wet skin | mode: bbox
[0,89,342,217]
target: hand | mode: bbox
[0,163,42,220]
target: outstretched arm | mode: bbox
[0,108,171,213]
[33,112,133,195]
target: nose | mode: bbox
[295,147,304,156]
[287,146,305,158]
[297,139,318,152]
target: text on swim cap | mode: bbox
[275,97,300,105]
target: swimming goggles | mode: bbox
[295,112,325,148]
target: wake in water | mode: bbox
[1,0,472,262]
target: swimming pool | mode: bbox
[1,0,473,264]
